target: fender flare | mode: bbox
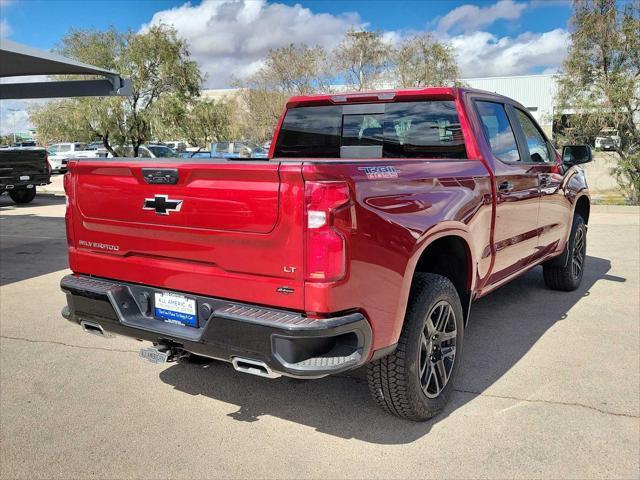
[390,222,477,341]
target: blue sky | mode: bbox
[2,0,571,51]
[1,0,574,134]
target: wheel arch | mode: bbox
[405,229,475,328]
[574,194,590,224]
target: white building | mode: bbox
[463,74,558,137]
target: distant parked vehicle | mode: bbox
[111,144,180,158]
[211,141,268,159]
[594,128,621,151]
[11,141,37,148]
[48,142,107,173]
[0,146,51,204]
[179,150,212,158]
[85,141,107,151]
[163,141,189,152]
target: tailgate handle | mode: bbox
[142,168,179,185]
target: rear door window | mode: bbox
[274,101,466,159]
[475,101,520,162]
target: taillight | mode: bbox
[45,152,51,174]
[304,181,352,282]
[63,172,73,247]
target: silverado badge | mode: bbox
[143,195,183,215]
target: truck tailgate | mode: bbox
[0,149,49,176]
[66,160,305,310]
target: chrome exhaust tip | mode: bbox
[231,357,281,379]
[80,321,113,338]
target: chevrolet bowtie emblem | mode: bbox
[143,195,183,215]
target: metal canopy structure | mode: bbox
[0,39,131,100]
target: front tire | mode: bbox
[543,214,587,291]
[9,187,36,204]
[367,273,464,421]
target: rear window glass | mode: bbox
[148,145,179,157]
[274,101,466,159]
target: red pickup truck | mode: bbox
[61,87,592,421]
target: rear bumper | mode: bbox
[60,274,372,378]
[0,174,51,191]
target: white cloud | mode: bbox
[0,81,51,135]
[0,101,38,136]
[141,0,362,88]
[437,0,527,34]
[0,18,11,38]
[1,0,14,38]
[450,28,569,78]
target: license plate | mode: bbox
[139,347,169,364]
[154,292,197,327]
[19,175,29,181]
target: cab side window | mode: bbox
[216,142,230,154]
[475,101,520,162]
[515,109,551,163]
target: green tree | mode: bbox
[393,33,462,88]
[0,134,15,145]
[555,0,640,203]
[334,30,392,91]
[30,25,202,157]
[151,95,239,149]
[237,43,332,142]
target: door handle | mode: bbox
[498,181,513,193]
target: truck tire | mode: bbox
[9,187,36,204]
[367,273,464,421]
[543,214,586,291]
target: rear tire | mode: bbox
[9,187,36,204]
[367,273,464,421]
[543,214,587,291]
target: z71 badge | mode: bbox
[359,166,399,179]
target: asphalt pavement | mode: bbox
[0,193,638,479]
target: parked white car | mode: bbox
[108,144,180,158]
[594,128,621,151]
[47,142,106,173]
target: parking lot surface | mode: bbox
[1,194,638,479]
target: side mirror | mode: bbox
[562,145,592,165]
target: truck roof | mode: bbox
[286,86,514,108]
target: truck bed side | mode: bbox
[299,158,492,351]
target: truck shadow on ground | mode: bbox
[0,195,68,286]
[159,255,623,444]
[0,193,66,209]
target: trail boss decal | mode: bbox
[359,166,399,179]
